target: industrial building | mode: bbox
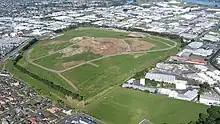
[145,73,176,84]
[169,89,198,101]
[199,94,220,106]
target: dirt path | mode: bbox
[26,37,177,91]
[87,62,99,67]
[26,49,78,91]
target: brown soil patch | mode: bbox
[49,36,153,58]
[83,37,131,55]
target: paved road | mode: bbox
[1,38,34,71]
[26,37,177,90]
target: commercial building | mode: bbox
[199,94,220,106]
[169,89,198,101]
[145,73,176,84]
[188,42,203,49]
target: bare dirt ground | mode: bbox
[58,37,153,57]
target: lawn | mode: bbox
[142,37,169,50]
[62,42,180,99]
[86,87,208,124]
[34,52,103,70]
[31,41,72,59]
[31,28,175,71]
[17,55,75,91]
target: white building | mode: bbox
[188,42,203,49]
[169,89,198,101]
[145,73,176,84]
[122,84,156,93]
[140,78,145,86]
[158,88,171,95]
[202,34,220,42]
[200,94,220,106]
[175,80,187,90]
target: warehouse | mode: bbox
[169,89,198,101]
[188,42,203,49]
[202,34,220,42]
[145,73,176,84]
[156,63,174,70]
[199,94,220,106]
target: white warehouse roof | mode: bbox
[188,42,203,49]
[145,73,176,84]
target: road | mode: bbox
[1,38,34,71]
[25,37,177,91]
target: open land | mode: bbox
[86,87,208,124]
[5,27,208,124]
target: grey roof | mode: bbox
[188,42,203,49]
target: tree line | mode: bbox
[188,106,220,124]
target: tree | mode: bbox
[198,113,208,123]
[193,106,220,124]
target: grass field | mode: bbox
[34,52,103,70]
[5,27,207,124]
[7,27,181,99]
[31,32,175,71]
[62,47,180,98]
[86,87,208,124]
[17,52,75,91]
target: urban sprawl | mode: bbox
[0,0,220,123]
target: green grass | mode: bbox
[151,36,177,46]
[143,37,169,50]
[34,52,103,70]
[86,87,208,124]
[17,56,74,91]
[56,27,129,41]
[31,41,72,59]
[62,41,180,98]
